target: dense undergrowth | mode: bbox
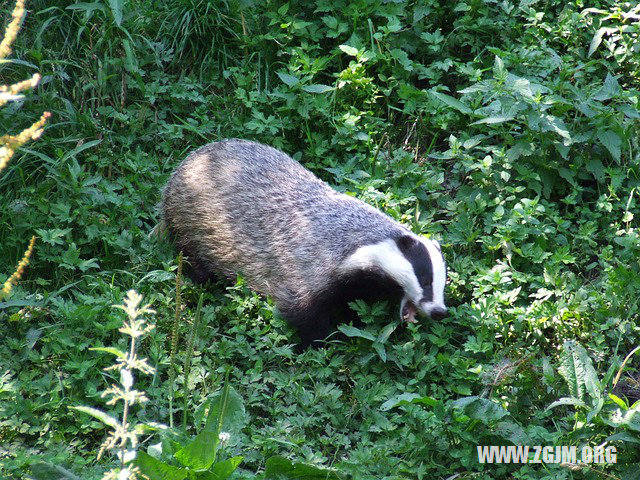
[1,0,640,478]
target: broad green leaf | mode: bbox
[276,72,299,87]
[592,73,621,101]
[89,347,127,359]
[302,84,333,93]
[264,456,342,480]
[605,431,640,444]
[28,462,82,480]
[609,393,629,410]
[136,451,188,480]
[338,44,358,56]
[204,386,246,435]
[61,139,102,162]
[546,397,588,410]
[430,91,472,114]
[539,114,571,141]
[558,341,601,403]
[619,104,640,119]
[376,323,397,344]
[493,55,506,79]
[459,82,490,94]
[322,15,338,29]
[199,456,243,480]
[109,0,123,26]
[509,76,533,99]
[507,140,535,161]
[337,325,376,342]
[380,393,438,411]
[174,431,218,470]
[26,328,42,349]
[588,27,614,57]
[605,405,640,432]
[69,406,118,428]
[452,396,508,423]
[494,421,530,444]
[585,158,605,179]
[471,115,514,125]
[372,342,386,363]
[597,129,622,163]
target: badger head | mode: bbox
[341,234,447,323]
[394,235,447,323]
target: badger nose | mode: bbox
[430,307,447,320]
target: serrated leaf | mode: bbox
[539,114,571,141]
[276,72,299,87]
[430,91,472,114]
[597,129,622,163]
[337,325,376,341]
[380,393,438,411]
[339,44,358,56]
[585,158,605,179]
[136,451,188,480]
[509,76,533,99]
[493,55,506,79]
[322,15,338,29]
[69,406,119,428]
[302,84,333,93]
[592,73,621,101]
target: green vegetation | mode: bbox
[1,0,640,478]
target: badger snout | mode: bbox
[401,298,448,323]
[428,305,447,320]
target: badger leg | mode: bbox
[295,320,331,352]
[282,303,332,352]
[180,247,219,285]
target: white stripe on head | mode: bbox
[339,238,422,301]
[418,237,447,311]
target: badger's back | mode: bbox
[162,139,407,310]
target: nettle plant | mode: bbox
[0,0,49,300]
[432,54,638,196]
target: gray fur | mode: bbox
[162,139,410,316]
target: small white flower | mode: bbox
[118,467,130,480]
[218,431,231,445]
[121,369,133,389]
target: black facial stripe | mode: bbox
[395,235,433,301]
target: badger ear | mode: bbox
[395,235,417,253]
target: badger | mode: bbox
[162,139,447,349]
